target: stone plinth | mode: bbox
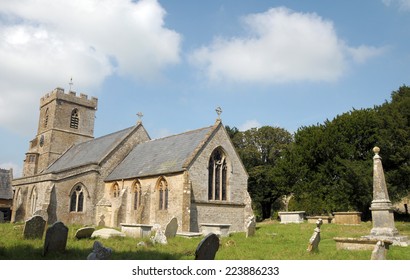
[278,211,305,224]
[200,223,231,237]
[306,216,333,224]
[334,237,392,251]
[120,223,153,238]
[333,212,361,225]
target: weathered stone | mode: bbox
[245,216,256,238]
[91,228,125,239]
[164,217,178,239]
[23,215,46,239]
[121,223,152,238]
[334,237,392,250]
[363,147,408,246]
[307,219,323,253]
[151,228,167,245]
[43,221,68,256]
[87,241,112,260]
[278,211,305,224]
[75,227,95,239]
[33,209,48,223]
[333,212,361,225]
[371,241,387,260]
[195,233,219,260]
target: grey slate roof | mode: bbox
[46,126,137,173]
[0,169,13,199]
[106,125,214,181]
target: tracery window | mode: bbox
[70,185,85,212]
[70,109,79,129]
[111,183,120,198]
[30,187,38,214]
[208,148,228,201]
[132,180,142,210]
[157,177,168,210]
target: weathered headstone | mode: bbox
[246,216,256,238]
[151,228,168,245]
[371,241,387,260]
[195,233,219,260]
[165,217,178,239]
[33,209,48,223]
[307,219,323,253]
[87,241,112,260]
[23,215,46,239]
[75,227,95,239]
[43,221,68,256]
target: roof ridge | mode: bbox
[148,125,214,142]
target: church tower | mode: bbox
[23,87,98,176]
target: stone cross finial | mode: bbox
[137,112,143,124]
[216,106,222,120]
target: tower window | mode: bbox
[70,109,79,129]
[208,148,228,201]
[44,108,49,128]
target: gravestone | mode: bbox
[91,228,125,239]
[164,217,178,239]
[195,233,219,260]
[75,227,95,239]
[371,241,387,260]
[87,241,112,260]
[307,219,323,253]
[151,228,167,245]
[246,216,256,238]
[23,215,46,239]
[43,221,68,256]
[33,209,48,223]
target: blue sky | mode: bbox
[1,0,409,177]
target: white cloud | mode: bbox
[0,0,181,135]
[239,120,261,131]
[189,7,384,84]
[382,0,410,10]
[347,45,388,64]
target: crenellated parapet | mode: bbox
[40,87,98,109]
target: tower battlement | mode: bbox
[40,87,98,109]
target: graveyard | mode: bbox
[0,219,409,260]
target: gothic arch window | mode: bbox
[111,183,120,198]
[70,108,79,129]
[70,184,85,212]
[208,148,228,201]
[30,186,38,215]
[157,177,169,210]
[44,108,49,128]
[132,180,142,211]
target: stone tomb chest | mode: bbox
[120,223,153,238]
[278,211,306,224]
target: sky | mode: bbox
[0,0,409,177]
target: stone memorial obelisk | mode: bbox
[365,147,408,246]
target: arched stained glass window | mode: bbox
[208,148,228,201]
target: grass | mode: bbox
[0,221,409,260]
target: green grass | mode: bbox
[0,221,409,260]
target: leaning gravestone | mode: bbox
[307,219,323,253]
[164,217,178,239]
[371,241,387,260]
[195,233,219,260]
[246,217,256,238]
[75,227,95,239]
[23,215,46,239]
[87,241,112,260]
[43,221,68,256]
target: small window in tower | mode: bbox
[70,109,79,129]
[44,108,49,128]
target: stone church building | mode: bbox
[12,87,253,233]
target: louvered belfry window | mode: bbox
[70,109,79,129]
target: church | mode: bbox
[11,87,253,233]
